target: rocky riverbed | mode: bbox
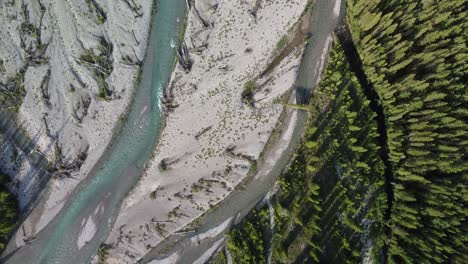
[0,0,154,248]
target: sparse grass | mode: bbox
[86,0,107,25]
[276,35,288,50]
[96,74,109,100]
[248,160,258,175]
[178,16,188,43]
[133,66,143,87]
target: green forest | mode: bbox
[348,0,467,262]
[210,0,467,263]
[0,173,18,252]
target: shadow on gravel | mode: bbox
[0,110,53,260]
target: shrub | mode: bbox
[276,35,288,50]
[241,80,257,105]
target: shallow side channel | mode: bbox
[3,1,186,263]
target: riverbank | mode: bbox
[104,0,309,262]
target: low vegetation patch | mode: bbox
[0,173,18,253]
[86,0,107,25]
[0,70,26,112]
[97,243,111,264]
[241,79,257,105]
[79,37,114,100]
[276,35,288,50]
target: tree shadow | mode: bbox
[0,109,69,257]
[295,85,310,105]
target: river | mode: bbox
[2,0,342,262]
[140,0,343,263]
[2,1,186,263]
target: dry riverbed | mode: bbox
[103,0,310,262]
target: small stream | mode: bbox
[2,1,186,263]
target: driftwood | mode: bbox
[151,218,173,223]
[174,192,193,200]
[187,0,218,13]
[174,228,196,234]
[121,54,141,66]
[218,65,231,71]
[41,117,51,138]
[190,35,209,54]
[40,69,51,106]
[53,141,88,179]
[162,76,180,111]
[199,178,220,183]
[189,26,212,54]
[194,125,212,139]
[192,3,210,28]
[19,2,49,66]
[122,0,143,18]
[159,157,180,171]
[70,65,86,88]
[176,41,193,72]
[225,145,256,163]
[159,152,191,171]
[131,29,140,45]
[71,93,91,123]
[186,0,193,10]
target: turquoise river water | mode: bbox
[3,1,186,263]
